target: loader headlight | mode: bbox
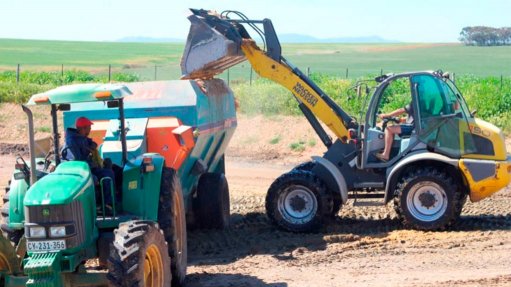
[29,226,46,238]
[49,226,66,238]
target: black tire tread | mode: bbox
[107,220,171,287]
[158,168,187,287]
[292,161,341,217]
[1,183,23,245]
[393,167,464,231]
[265,170,332,233]
[196,173,230,229]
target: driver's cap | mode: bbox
[75,117,94,128]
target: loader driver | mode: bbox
[63,117,115,209]
[376,103,414,162]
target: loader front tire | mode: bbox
[394,167,464,231]
[195,173,230,229]
[292,162,341,217]
[158,168,187,286]
[107,221,171,287]
[266,170,332,233]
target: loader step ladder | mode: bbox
[350,189,385,207]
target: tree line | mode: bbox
[459,26,511,46]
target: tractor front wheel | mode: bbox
[107,221,171,287]
[394,168,464,231]
[266,170,332,233]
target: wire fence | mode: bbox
[2,63,510,89]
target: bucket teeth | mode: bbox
[180,13,246,79]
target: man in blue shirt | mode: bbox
[64,117,115,209]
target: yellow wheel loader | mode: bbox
[181,9,511,233]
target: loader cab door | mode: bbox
[363,75,415,167]
[412,74,475,158]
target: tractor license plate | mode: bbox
[27,240,66,252]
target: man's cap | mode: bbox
[75,117,94,128]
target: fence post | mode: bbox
[345,68,349,79]
[154,65,158,81]
[307,67,310,77]
[380,68,383,76]
[16,64,20,83]
[108,64,112,82]
[501,74,503,90]
[250,68,253,86]
[453,73,456,84]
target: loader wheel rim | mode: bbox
[278,185,318,224]
[143,244,164,287]
[407,181,447,222]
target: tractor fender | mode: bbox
[311,156,348,204]
[384,152,459,203]
[5,175,29,230]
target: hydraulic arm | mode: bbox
[181,9,357,144]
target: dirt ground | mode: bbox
[0,109,510,286]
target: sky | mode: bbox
[0,0,509,43]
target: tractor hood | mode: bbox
[24,161,93,206]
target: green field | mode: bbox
[1,39,511,82]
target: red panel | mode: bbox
[147,117,183,168]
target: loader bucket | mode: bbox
[180,11,247,79]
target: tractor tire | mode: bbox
[107,220,171,287]
[1,183,23,246]
[292,162,341,218]
[195,173,230,229]
[394,167,464,231]
[265,170,332,233]
[158,168,187,287]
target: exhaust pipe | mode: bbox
[180,11,246,79]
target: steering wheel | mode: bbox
[43,149,58,172]
[381,116,401,131]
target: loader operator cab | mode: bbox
[21,84,132,214]
[363,70,474,168]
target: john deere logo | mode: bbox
[42,209,50,217]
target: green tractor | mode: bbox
[0,80,237,286]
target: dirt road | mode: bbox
[181,157,511,287]
[1,153,510,287]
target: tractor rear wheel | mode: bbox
[394,167,464,231]
[158,168,187,286]
[195,173,230,229]
[266,170,332,233]
[107,220,171,287]
[1,182,23,246]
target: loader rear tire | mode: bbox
[107,220,171,287]
[266,170,332,233]
[394,167,464,231]
[158,168,187,287]
[196,173,230,229]
[1,183,23,246]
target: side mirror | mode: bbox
[58,104,70,111]
[107,100,119,108]
[471,109,477,117]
